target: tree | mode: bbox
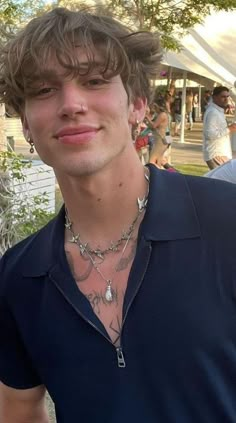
[0,0,51,35]
[101,0,236,49]
[0,0,19,26]
[43,0,236,49]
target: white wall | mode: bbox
[13,160,56,213]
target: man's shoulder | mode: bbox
[149,168,235,244]
[185,172,236,197]
[150,165,236,211]
[0,214,59,284]
[184,174,236,226]
[204,102,222,117]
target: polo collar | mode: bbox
[141,164,200,241]
[21,165,200,277]
[21,206,65,276]
[211,102,225,113]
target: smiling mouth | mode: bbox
[56,128,99,145]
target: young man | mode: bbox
[185,90,193,131]
[1,8,236,423]
[203,85,236,169]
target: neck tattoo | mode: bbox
[65,168,150,302]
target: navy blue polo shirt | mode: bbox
[1,165,236,422]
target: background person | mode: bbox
[203,85,236,169]
[192,92,199,122]
[201,89,211,120]
[186,89,193,130]
[204,158,236,183]
[134,120,150,164]
[146,99,171,167]
[164,90,174,132]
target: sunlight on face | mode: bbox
[22,48,144,178]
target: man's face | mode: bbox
[22,49,145,178]
[213,91,230,109]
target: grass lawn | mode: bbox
[175,163,208,176]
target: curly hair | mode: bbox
[0,7,162,115]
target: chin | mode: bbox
[63,157,110,177]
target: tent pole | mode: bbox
[180,71,187,143]
[198,85,201,120]
[167,67,173,90]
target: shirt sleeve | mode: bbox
[0,253,42,389]
[204,110,229,140]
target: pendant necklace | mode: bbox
[65,168,150,302]
[85,227,134,302]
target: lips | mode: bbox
[55,125,99,145]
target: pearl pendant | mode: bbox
[105,284,113,302]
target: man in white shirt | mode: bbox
[205,159,236,184]
[203,86,236,169]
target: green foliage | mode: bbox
[0,0,21,37]
[18,0,52,20]
[0,150,31,178]
[1,0,235,49]
[0,0,51,36]
[103,0,236,49]
[0,0,19,25]
[0,151,55,255]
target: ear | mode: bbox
[21,115,31,141]
[128,97,147,125]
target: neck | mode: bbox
[213,101,225,110]
[56,157,148,245]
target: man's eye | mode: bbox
[29,87,56,97]
[37,87,55,95]
[86,78,109,87]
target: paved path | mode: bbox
[171,122,205,166]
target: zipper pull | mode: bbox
[116,347,126,368]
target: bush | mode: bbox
[0,151,55,255]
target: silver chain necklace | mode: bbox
[85,228,134,302]
[65,170,150,261]
[65,209,139,261]
[65,169,150,302]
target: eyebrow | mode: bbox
[33,61,109,82]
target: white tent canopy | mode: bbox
[160,10,236,142]
[162,10,236,88]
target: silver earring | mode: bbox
[26,136,34,154]
[133,120,140,140]
[29,141,35,154]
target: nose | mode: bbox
[57,82,87,118]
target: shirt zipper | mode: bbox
[50,244,151,368]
